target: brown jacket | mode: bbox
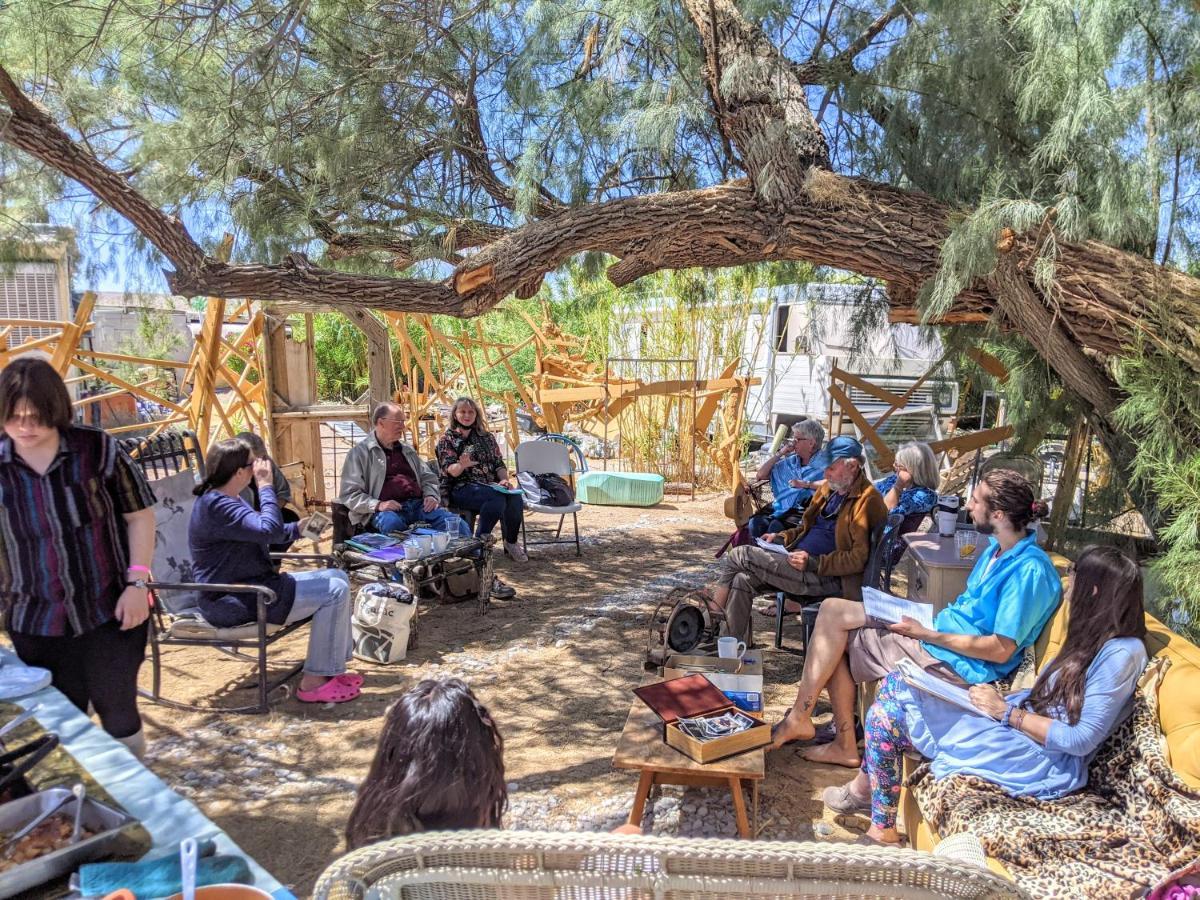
[777,471,888,601]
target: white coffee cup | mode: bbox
[938,510,957,538]
[717,636,746,660]
[432,532,450,552]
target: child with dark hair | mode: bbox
[345,678,506,849]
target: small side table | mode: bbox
[612,688,763,838]
[899,532,982,613]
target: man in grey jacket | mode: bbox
[338,402,471,536]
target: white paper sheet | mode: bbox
[754,537,789,555]
[896,658,981,715]
[862,586,935,629]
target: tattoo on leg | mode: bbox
[837,720,852,733]
[801,698,814,713]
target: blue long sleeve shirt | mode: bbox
[189,486,301,627]
[901,637,1148,799]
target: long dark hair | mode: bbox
[981,468,1050,531]
[1022,546,1145,724]
[192,438,251,496]
[345,678,506,850]
[0,357,73,430]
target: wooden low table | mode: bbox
[612,686,764,838]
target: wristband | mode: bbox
[127,565,150,574]
[1001,704,1014,727]
[1012,708,1026,731]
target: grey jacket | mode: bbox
[338,432,440,526]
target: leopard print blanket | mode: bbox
[910,660,1200,899]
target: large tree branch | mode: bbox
[2,59,1197,376]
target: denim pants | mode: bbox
[747,513,793,539]
[371,497,471,536]
[285,568,353,676]
[451,482,524,543]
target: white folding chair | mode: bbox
[515,440,583,557]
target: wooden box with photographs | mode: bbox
[633,673,771,764]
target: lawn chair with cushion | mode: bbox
[515,439,583,557]
[313,831,1026,900]
[122,431,333,714]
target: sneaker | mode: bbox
[491,578,516,599]
[504,541,529,563]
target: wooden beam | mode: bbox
[827,382,893,466]
[929,425,1015,458]
[50,291,94,375]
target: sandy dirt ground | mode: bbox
[120,496,871,895]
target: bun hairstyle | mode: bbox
[980,468,1049,531]
[192,439,252,496]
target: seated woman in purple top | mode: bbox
[189,438,361,704]
[823,545,1147,846]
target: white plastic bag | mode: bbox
[351,583,416,664]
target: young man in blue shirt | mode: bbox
[770,468,1061,769]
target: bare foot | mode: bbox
[299,674,331,692]
[769,712,816,750]
[865,825,904,846]
[801,741,862,768]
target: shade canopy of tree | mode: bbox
[2,0,1199,606]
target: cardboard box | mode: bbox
[634,674,771,764]
[664,653,764,714]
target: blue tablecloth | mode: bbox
[1,648,295,899]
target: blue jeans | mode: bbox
[451,482,524,543]
[747,512,793,539]
[285,568,352,677]
[372,498,471,536]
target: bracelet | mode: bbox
[127,565,150,574]
[1011,708,1026,731]
[1001,704,1014,727]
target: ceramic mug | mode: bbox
[431,532,451,552]
[402,541,421,561]
[717,637,746,660]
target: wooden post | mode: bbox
[345,308,393,409]
[1046,419,1089,551]
[50,291,94,376]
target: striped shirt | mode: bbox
[0,426,156,636]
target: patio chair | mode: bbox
[773,511,899,651]
[313,830,1027,900]
[122,431,330,714]
[515,439,583,557]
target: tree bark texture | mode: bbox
[1,13,1198,388]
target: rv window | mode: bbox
[774,306,788,353]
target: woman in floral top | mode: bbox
[874,441,940,569]
[436,398,527,562]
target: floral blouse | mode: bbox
[874,472,939,519]
[435,426,506,498]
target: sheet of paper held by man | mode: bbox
[754,537,790,554]
[896,659,981,715]
[862,587,935,630]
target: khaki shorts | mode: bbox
[847,626,966,685]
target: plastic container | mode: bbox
[936,494,961,537]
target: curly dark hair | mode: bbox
[345,678,506,849]
[980,468,1050,531]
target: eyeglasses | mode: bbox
[377,418,405,425]
[1067,562,1077,575]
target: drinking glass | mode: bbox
[954,529,978,560]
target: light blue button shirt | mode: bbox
[923,530,1063,683]
[769,449,830,515]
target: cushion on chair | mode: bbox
[525,500,583,515]
[165,612,287,642]
[576,471,664,507]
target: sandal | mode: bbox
[756,601,805,618]
[297,678,361,704]
[334,673,364,688]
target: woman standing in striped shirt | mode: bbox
[0,358,157,757]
